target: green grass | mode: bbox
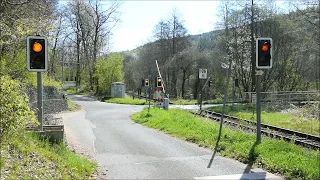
[0,132,97,179]
[67,99,81,111]
[64,86,94,96]
[203,98,225,104]
[65,87,77,94]
[131,108,320,179]
[26,73,61,89]
[170,98,237,105]
[170,98,226,105]
[105,97,154,105]
[207,104,320,136]
[171,99,197,105]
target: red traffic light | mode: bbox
[261,44,269,52]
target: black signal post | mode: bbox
[255,37,273,144]
[26,36,48,132]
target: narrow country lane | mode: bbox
[63,95,283,180]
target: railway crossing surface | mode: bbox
[62,95,284,180]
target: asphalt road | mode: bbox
[63,95,283,180]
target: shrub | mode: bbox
[0,76,38,139]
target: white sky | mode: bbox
[110,1,221,52]
[110,0,290,52]
[59,0,290,52]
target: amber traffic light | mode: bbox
[27,36,48,72]
[156,77,162,87]
[145,79,149,86]
[32,42,43,52]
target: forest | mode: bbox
[0,0,319,100]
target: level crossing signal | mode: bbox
[256,38,272,69]
[144,79,149,86]
[27,36,48,72]
[156,77,162,87]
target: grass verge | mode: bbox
[64,87,94,96]
[131,108,320,179]
[105,97,154,105]
[0,132,97,179]
[171,99,197,105]
[207,104,320,136]
[67,99,81,111]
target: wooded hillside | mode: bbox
[121,1,319,99]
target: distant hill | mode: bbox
[119,28,223,57]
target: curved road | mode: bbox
[63,95,283,180]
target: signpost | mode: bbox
[199,69,207,79]
[252,93,257,104]
[198,69,208,111]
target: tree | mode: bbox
[94,53,123,95]
[0,0,57,80]
[58,0,121,93]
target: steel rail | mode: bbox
[194,110,320,149]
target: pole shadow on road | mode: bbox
[240,141,266,180]
[207,139,262,180]
[206,137,220,168]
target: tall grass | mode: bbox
[0,132,97,179]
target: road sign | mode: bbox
[155,89,162,99]
[199,69,207,79]
[252,94,257,104]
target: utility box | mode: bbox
[163,98,169,110]
[111,82,125,98]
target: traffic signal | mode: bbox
[256,37,272,69]
[208,80,213,87]
[27,36,48,72]
[145,79,149,86]
[235,79,239,87]
[156,77,162,87]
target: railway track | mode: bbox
[127,92,320,149]
[194,110,320,149]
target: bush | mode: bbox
[0,76,38,138]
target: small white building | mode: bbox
[110,82,125,98]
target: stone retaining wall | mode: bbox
[25,86,67,125]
